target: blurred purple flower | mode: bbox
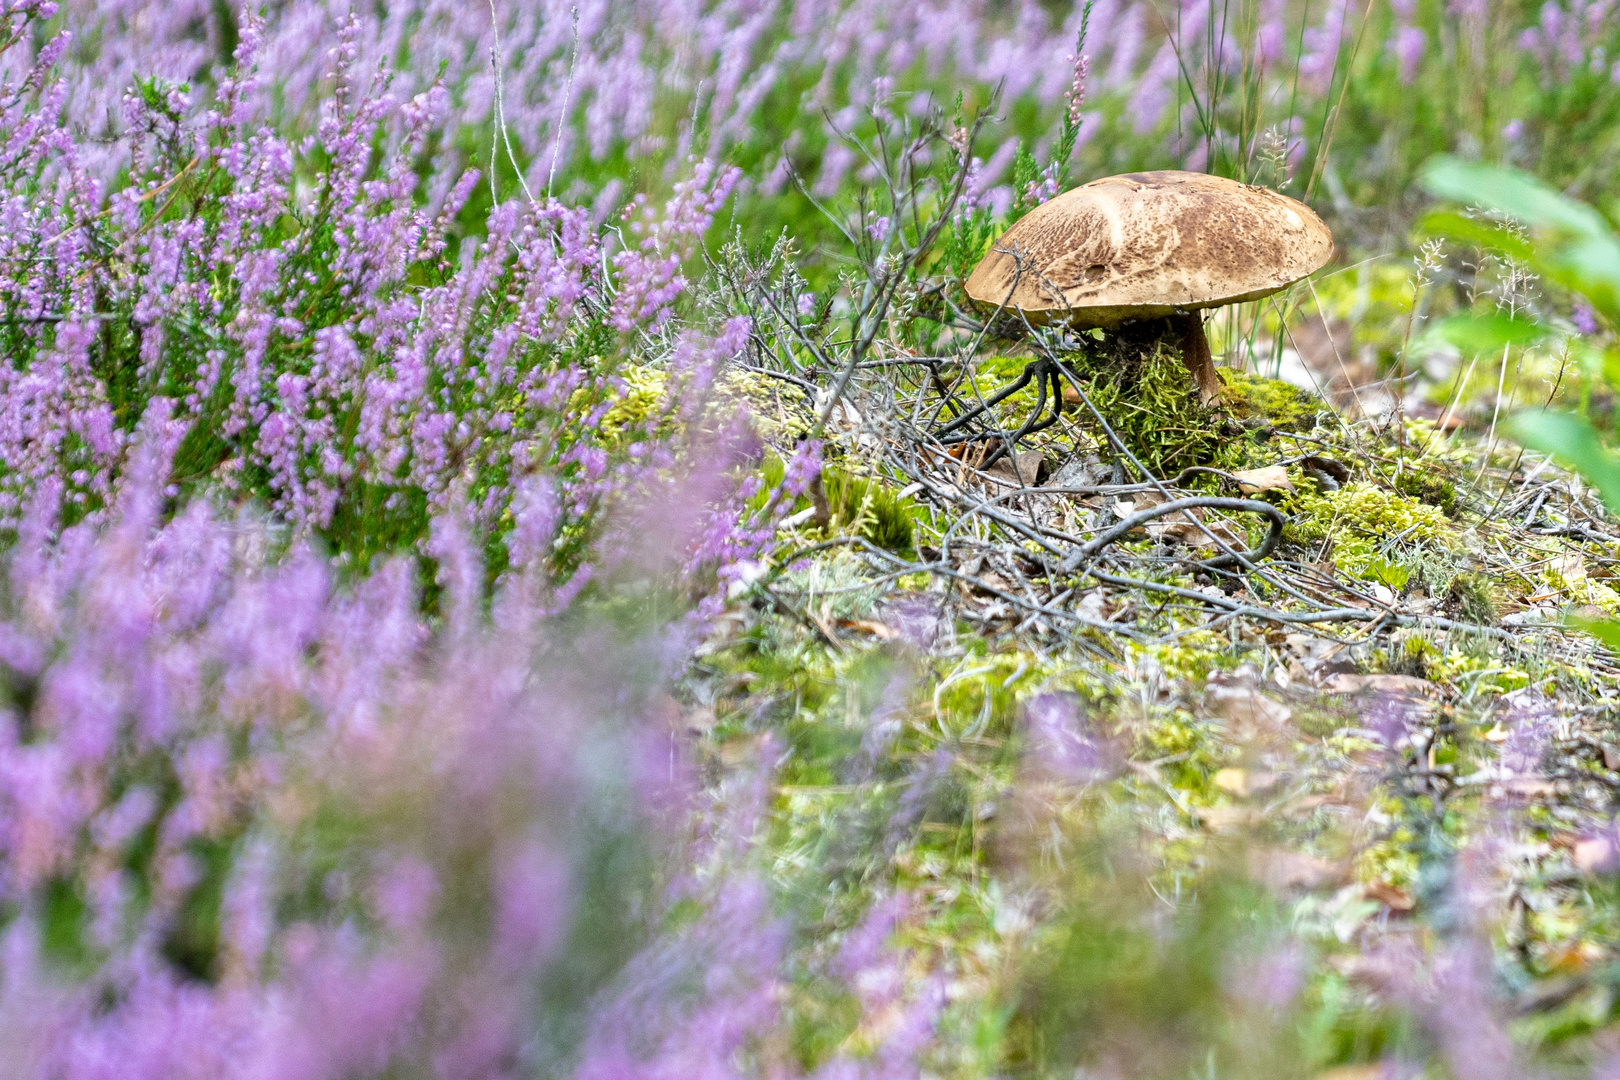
[1025,692,1116,785]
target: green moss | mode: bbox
[821,468,918,552]
[1446,571,1500,623]
[1067,342,1242,476]
[1222,371,1327,433]
[1390,464,1463,518]
[1288,481,1459,583]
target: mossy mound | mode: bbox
[1062,345,1321,477]
[1222,371,1327,433]
[1287,481,1460,588]
[822,467,918,552]
[1065,341,1240,476]
[1389,463,1463,518]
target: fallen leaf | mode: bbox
[984,449,1048,487]
[837,619,898,640]
[1230,464,1293,493]
[1301,454,1351,485]
[1114,492,1243,551]
[1362,881,1415,911]
[1323,673,1439,697]
[1482,722,1509,743]
[1214,767,1279,798]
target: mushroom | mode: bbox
[963,170,1333,404]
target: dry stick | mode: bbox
[757,535,1146,643]
[1043,344,1318,604]
[809,119,971,437]
[546,6,582,200]
[1039,324,1398,622]
[1081,566,1543,643]
[756,112,982,521]
[1067,496,1286,567]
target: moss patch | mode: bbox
[1222,371,1327,433]
[1065,341,1241,476]
[1288,481,1460,585]
[823,467,918,553]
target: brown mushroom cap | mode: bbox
[963,170,1334,327]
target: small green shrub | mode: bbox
[1446,572,1499,623]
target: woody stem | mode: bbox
[1173,310,1222,405]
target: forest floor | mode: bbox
[679,342,1620,1073]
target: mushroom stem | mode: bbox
[1173,311,1223,405]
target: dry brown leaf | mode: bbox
[1213,767,1279,798]
[1324,673,1439,697]
[837,619,898,640]
[1114,492,1242,551]
[1230,464,1293,493]
[1363,881,1415,911]
[984,450,1048,487]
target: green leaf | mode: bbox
[1418,210,1534,263]
[1421,157,1611,237]
[1363,557,1410,590]
[1424,312,1548,355]
[1568,613,1620,652]
[1508,410,1620,513]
